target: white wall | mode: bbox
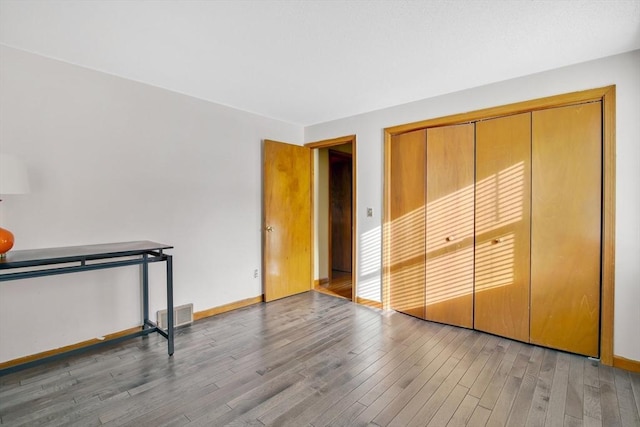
[305,50,640,362]
[0,45,303,363]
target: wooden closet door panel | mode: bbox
[475,113,531,342]
[531,102,602,357]
[425,123,475,328]
[389,129,426,319]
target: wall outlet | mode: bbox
[367,207,374,217]
[254,269,259,278]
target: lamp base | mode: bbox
[0,226,15,258]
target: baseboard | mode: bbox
[193,295,263,321]
[0,326,141,371]
[613,355,640,373]
[313,278,330,288]
[356,296,383,309]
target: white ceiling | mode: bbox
[1,0,639,126]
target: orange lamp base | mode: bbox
[0,226,15,258]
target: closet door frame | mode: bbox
[383,85,616,365]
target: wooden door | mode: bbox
[475,113,531,342]
[530,102,602,357]
[263,140,312,302]
[425,124,475,328]
[329,150,352,274]
[388,129,426,319]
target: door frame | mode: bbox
[306,135,357,301]
[383,86,616,365]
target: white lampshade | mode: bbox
[0,153,30,195]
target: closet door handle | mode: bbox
[446,236,456,242]
[493,237,503,244]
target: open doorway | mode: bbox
[327,148,352,298]
[306,136,356,301]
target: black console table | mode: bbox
[0,241,174,375]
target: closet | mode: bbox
[386,98,604,357]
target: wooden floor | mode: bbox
[315,270,353,300]
[1,292,639,426]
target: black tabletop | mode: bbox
[0,241,172,269]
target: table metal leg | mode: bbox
[142,253,149,329]
[166,254,174,356]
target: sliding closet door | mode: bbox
[425,124,475,328]
[388,129,427,319]
[530,102,602,357]
[474,113,531,342]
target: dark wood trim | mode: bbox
[613,355,640,373]
[356,296,383,310]
[385,86,614,135]
[194,296,263,321]
[600,86,616,366]
[382,131,392,311]
[305,134,356,149]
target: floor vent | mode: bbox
[157,303,193,329]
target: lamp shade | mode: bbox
[0,153,30,195]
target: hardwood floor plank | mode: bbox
[303,321,446,426]
[467,405,492,427]
[545,352,572,427]
[255,383,316,425]
[583,384,602,423]
[525,349,557,427]
[357,323,450,407]
[599,364,622,426]
[1,398,77,426]
[583,414,602,427]
[630,372,640,421]
[327,402,367,427]
[459,335,499,388]
[389,357,459,426]
[485,374,522,427]
[47,391,131,427]
[426,384,469,427]
[565,354,586,421]
[506,345,544,426]
[468,338,511,399]
[564,414,583,427]
[478,341,522,410]
[404,332,491,426]
[584,359,600,388]
[614,368,640,427]
[447,393,480,426]
[372,328,471,426]
[510,344,534,379]
[598,363,616,384]
[351,325,453,425]
[273,348,390,426]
